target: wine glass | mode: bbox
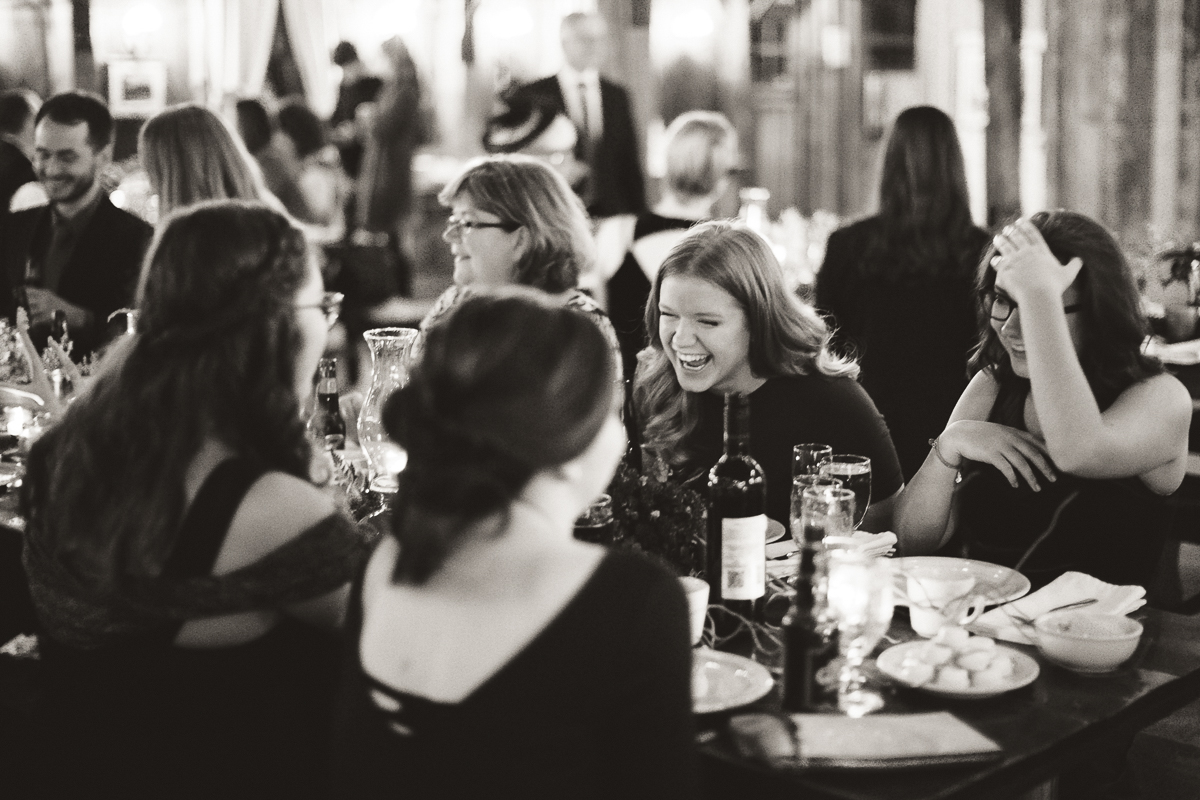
[819,455,871,529]
[792,443,832,482]
[826,550,894,717]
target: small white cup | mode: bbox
[905,570,979,638]
[679,576,709,645]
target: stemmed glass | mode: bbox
[794,484,854,549]
[826,550,894,717]
[819,455,872,529]
[792,443,833,482]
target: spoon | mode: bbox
[1005,597,1099,627]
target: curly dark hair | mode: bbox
[383,288,615,584]
[969,209,1163,410]
[22,200,313,591]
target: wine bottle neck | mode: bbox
[722,393,751,456]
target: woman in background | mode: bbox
[897,211,1190,590]
[277,97,349,237]
[816,106,989,480]
[604,110,737,382]
[23,201,368,799]
[419,154,622,386]
[139,103,279,219]
[636,221,903,531]
[333,289,696,799]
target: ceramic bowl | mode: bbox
[1033,611,1143,673]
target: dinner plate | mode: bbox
[765,518,786,544]
[876,642,1039,699]
[891,557,1030,608]
[693,648,774,714]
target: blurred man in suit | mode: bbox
[0,91,151,355]
[516,12,645,219]
[0,89,40,215]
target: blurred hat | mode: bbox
[483,92,574,154]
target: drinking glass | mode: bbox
[826,550,894,717]
[819,455,872,529]
[573,493,615,544]
[792,482,849,551]
[792,443,833,481]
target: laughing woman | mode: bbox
[634,221,904,531]
[896,212,1190,589]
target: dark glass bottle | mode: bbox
[781,544,838,711]
[706,393,767,620]
[307,358,346,451]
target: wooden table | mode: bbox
[697,608,1200,800]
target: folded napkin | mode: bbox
[1144,336,1200,366]
[824,530,898,558]
[972,571,1145,645]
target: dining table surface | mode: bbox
[695,604,1200,800]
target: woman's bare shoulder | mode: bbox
[215,472,337,573]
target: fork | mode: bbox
[1002,597,1099,628]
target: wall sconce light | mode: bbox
[122,2,163,58]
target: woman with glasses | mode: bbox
[896,211,1190,590]
[816,107,990,481]
[417,154,622,384]
[22,200,370,798]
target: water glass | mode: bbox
[795,485,855,549]
[792,443,833,481]
[826,550,894,717]
[818,455,872,529]
[789,475,843,549]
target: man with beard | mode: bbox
[0,91,151,355]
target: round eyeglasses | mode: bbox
[988,291,1082,323]
[296,291,343,330]
[442,216,521,241]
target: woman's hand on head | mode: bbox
[941,420,1058,491]
[991,218,1083,303]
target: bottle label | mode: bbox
[721,514,767,600]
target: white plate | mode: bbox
[876,641,1040,699]
[766,518,786,544]
[891,557,1030,608]
[692,648,774,714]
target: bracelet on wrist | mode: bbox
[928,436,963,471]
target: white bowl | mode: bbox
[1033,611,1143,673]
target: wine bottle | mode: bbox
[706,393,767,620]
[307,358,346,451]
[781,545,838,711]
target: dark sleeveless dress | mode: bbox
[956,382,1169,591]
[28,459,366,799]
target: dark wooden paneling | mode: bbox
[984,0,1022,226]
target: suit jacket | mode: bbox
[518,75,646,218]
[0,140,35,215]
[0,194,153,355]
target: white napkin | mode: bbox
[824,530,898,558]
[972,571,1145,645]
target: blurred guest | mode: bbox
[329,41,382,180]
[277,97,348,235]
[515,11,645,218]
[418,154,622,388]
[635,221,904,530]
[0,88,39,213]
[140,102,279,219]
[817,106,990,480]
[0,91,152,354]
[605,110,737,381]
[897,212,1190,590]
[22,200,370,799]
[332,289,697,799]
[236,98,313,223]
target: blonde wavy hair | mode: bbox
[635,221,857,466]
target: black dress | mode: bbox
[680,376,905,525]
[27,459,366,799]
[331,549,699,800]
[957,381,1169,591]
[816,216,990,480]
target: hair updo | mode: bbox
[384,287,615,583]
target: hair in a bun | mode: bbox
[384,287,614,583]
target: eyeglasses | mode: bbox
[988,290,1083,323]
[296,291,343,330]
[442,216,521,241]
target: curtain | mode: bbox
[227,0,279,99]
[280,0,341,117]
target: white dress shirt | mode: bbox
[557,66,603,143]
